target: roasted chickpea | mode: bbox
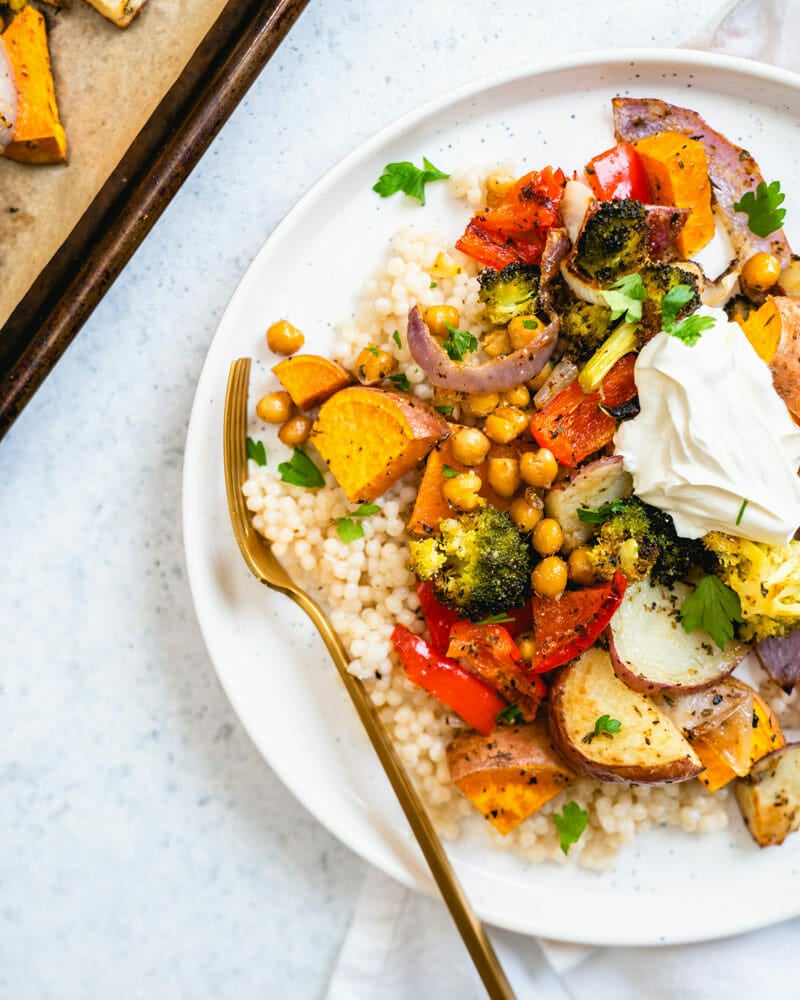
[423,304,461,340]
[485,171,516,207]
[451,427,491,466]
[531,556,568,599]
[461,391,500,418]
[526,360,554,393]
[278,415,312,447]
[515,630,536,662]
[483,328,511,358]
[484,406,529,444]
[501,385,530,408]
[508,494,543,532]
[508,314,543,351]
[568,546,597,586]
[487,457,521,498]
[442,470,483,512]
[355,346,396,384]
[532,517,564,556]
[266,319,304,355]
[256,391,293,424]
[520,447,558,489]
[741,251,781,294]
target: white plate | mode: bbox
[183,49,800,945]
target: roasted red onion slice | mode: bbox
[0,38,17,151]
[613,97,792,268]
[538,226,571,309]
[406,306,558,393]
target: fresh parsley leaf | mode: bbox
[522,318,540,330]
[736,498,749,526]
[667,313,716,346]
[334,518,364,543]
[352,503,381,517]
[576,498,628,524]
[474,612,516,625]
[435,404,454,415]
[388,372,411,392]
[552,801,588,855]
[278,449,325,489]
[246,437,267,466]
[496,704,524,724]
[442,465,461,478]
[392,330,402,349]
[372,157,450,205]
[660,283,696,329]
[430,281,438,288]
[442,321,478,361]
[680,575,744,651]
[600,273,647,323]
[364,345,381,356]
[733,180,786,238]
[583,714,622,743]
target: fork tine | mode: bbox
[224,358,253,540]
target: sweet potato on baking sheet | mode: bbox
[311,386,449,503]
[2,5,66,164]
[447,720,573,834]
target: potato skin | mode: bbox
[548,648,703,785]
[770,297,800,418]
[735,742,800,847]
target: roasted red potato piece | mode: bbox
[735,743,800,847]
[447,719,573,834]
[548,648,703,784]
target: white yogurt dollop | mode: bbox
[614,306,800,546]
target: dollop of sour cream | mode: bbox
[614,306,800,546]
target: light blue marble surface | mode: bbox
[0,2,725,997]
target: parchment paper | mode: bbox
[0,0,230,329]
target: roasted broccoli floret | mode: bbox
[587,497,704,586]
[559,299,614,361]
[409,506,534,620]
[573,200,648,284]
[478,262,540,325]
[639,263,701,337]
[704,532,800,642]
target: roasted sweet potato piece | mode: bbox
[447,720,573,834]
[311,386,449,503]
[737,296,800,418]
[3,6,66,164]
[406,432,513,536]
[272,354,351,410]
[548,648,703,784]
[633,131,715,257]
[735,742,800,847]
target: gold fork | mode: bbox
[224,357,516,1000]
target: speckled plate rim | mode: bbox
[183,47,800,945]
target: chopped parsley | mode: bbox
[392,330,402,349]
[733,179,786,238]
[442,465,461,478]
[496,704,524,724]
[435,404,454,415]
[576,498,628,524]
[372,157,450,205]
[552,801,588,855]
[474,612,516,625]
[332,503,381,544]
[660,283,696,329]
[680,574,744,651]
[601,272,647,323]
[667,313,716,346]
[388,372,411,392]
[430,281,438,288]
[278,449,325,489]
[583,714,622,744]
[364,345,381,356]
[442,321,478,361]
[522,318,540,330]
[246,437,267,466]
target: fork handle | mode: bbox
[290,588,517,1000]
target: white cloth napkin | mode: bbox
[326,3,800,996]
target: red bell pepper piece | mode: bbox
[391,624,505,736]
[416,582,460,655]
[530,381,617,467]
[531,571,627,673]
[455,166,566,268]
[585,142,651,202]
[447,622,547,721]
[599,352,638,411]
